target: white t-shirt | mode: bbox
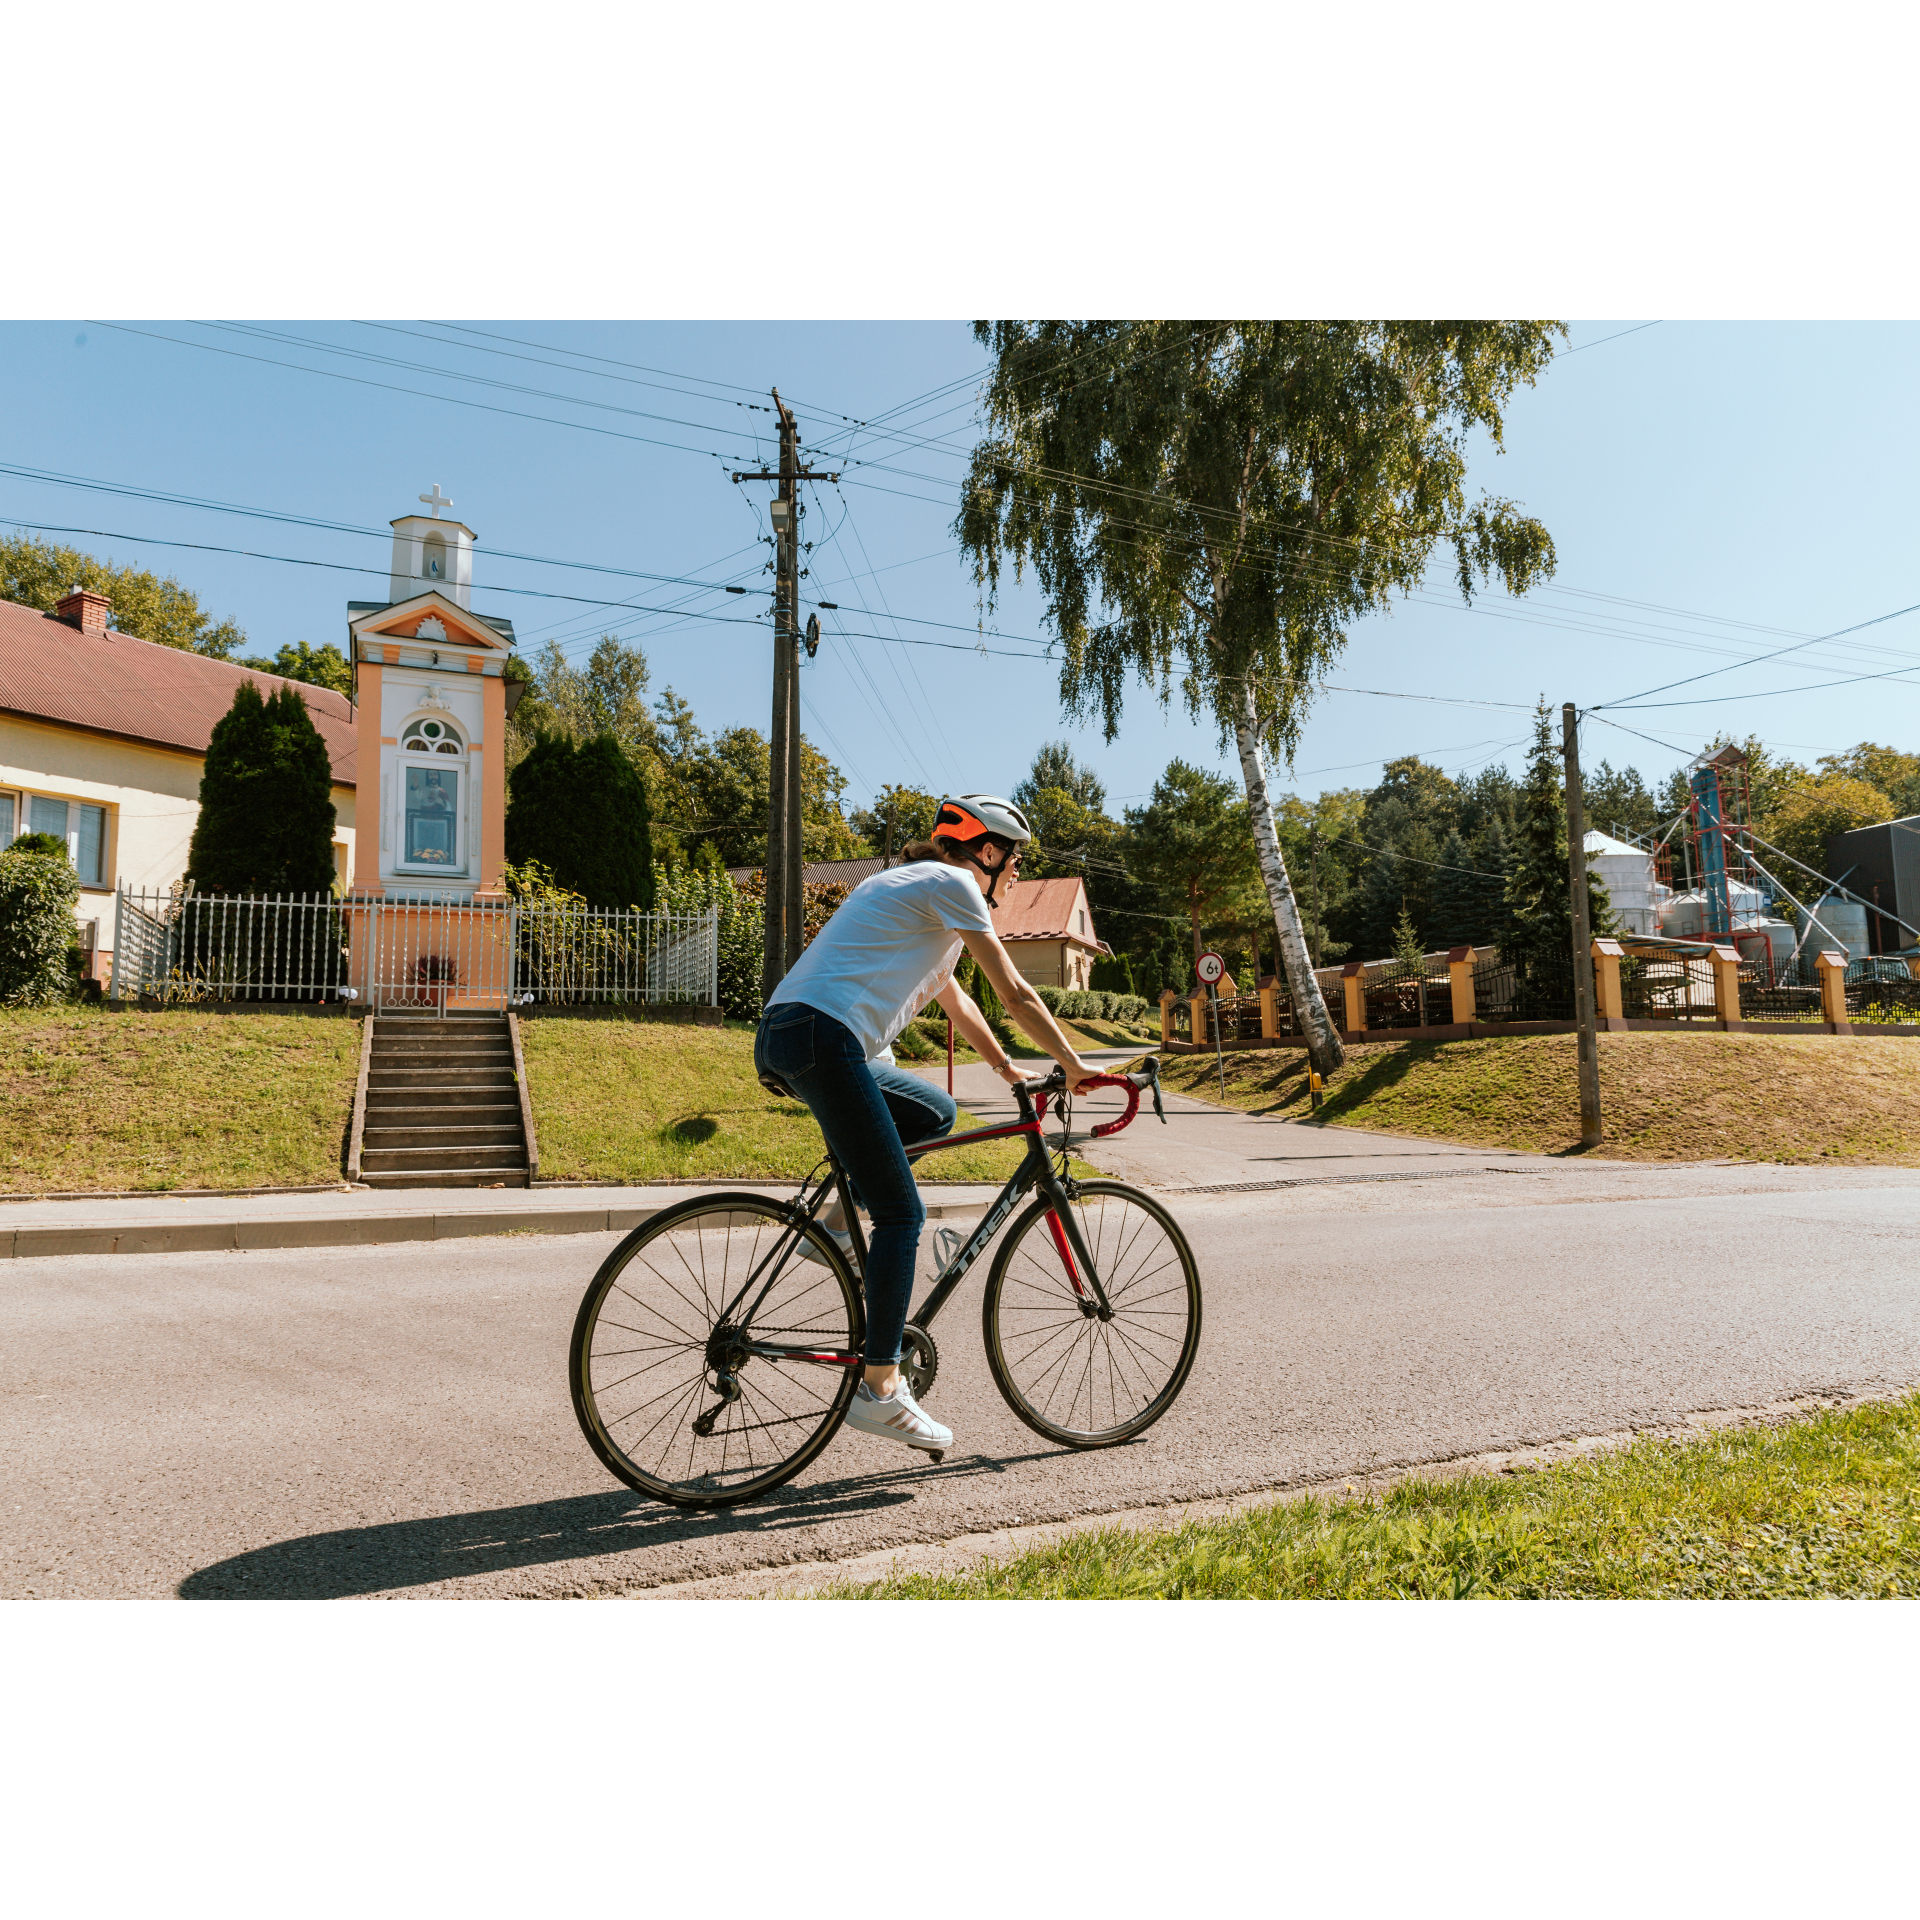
[767,862,996,1063]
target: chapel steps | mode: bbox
[352,1013,534,1187]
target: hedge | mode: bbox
[0,850,80,1007]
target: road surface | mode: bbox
[6,1128,1918,1598]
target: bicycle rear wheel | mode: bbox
[982,1180,1201,1448]
[570,1194,863,1508]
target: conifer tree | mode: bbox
[505,731,654,910]
[1474,816,1515,948]
[1431,829,1479,947]
[186,680,337,895]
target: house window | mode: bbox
[0,793,13,843]
[29,795,66,841]
[403,765,461,867]
[76,804,105,886]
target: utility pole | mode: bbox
[733,393,838,997]
[1563,702,1603,1148]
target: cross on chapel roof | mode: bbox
[419,483,453,519]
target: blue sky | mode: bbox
[6,319,1918,820]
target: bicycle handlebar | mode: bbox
[1025,1056,1167,1136]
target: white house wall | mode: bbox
[0,711,357,948]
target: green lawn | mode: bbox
[0,1007,360,1192]
[1157,1029,1920,1164]
[836,1394,1920,1598]
[522,1013,1075,1184]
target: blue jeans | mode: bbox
[754,1002,957,1366]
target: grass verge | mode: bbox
[836,1394,1920,1598]
[1156,1029,1920,1163]
[523,1014,1084,1184]
[0,1007,359,1192]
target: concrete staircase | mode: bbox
[356,1014,531,1188]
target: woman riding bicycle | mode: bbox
[754,793,1099,1456]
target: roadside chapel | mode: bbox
[347,487,518,902]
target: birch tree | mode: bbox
[957,321,1561,1074]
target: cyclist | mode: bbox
[754,793,1099,1456]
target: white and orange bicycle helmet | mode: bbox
[930,793,1032,905]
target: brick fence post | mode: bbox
[1447,946,1475,1026]
[1257,974,1279,1040]
[1710,944,1743,1028]
[1591,938,1625,1025]
[1818,950,1851,1032]
[1342,961,1367,1036]
[1190,988,1210,1050]
[1159,987,1178,1049]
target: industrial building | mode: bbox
[1825,815,1920,956]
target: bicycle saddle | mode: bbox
[757,1069,796,1099]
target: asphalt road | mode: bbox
[7,1151,1920,1598]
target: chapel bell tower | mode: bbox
[388,483,475,606]
[347,484,515,906]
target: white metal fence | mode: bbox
[111,886,719,1013]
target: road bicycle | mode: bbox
[569,1058,1202,1509]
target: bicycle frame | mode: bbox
[723,1080,1112,1370]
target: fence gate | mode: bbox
[361,898,515,1016]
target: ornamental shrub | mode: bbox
[1090,953,1135,995]
[1033,984,1067,1014]
[7,831,68,859]
[186,678,337,896]
[0,850,80,1006]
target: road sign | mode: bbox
[1195,950,1226,986]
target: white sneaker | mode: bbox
[843,1378,953,1453]
[797,1224,854,1267]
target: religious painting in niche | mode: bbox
[405,766,460,865]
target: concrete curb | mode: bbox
[0,1192,998,1261]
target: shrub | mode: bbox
[1090,953,1135,994]
[0,850,80,1006]
[1033,984,1067,1014]
[7,831,68,859]
[1111,994,1148,1024]
[186,678,338,896]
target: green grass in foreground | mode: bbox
[834,1395,1920,1598]
[524,1014,1085,1184]
[0,1007,359,1192]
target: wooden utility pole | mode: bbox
[733,394,838,996]
[1563,702,1603,1147]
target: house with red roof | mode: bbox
[0,588,359,981]
[989,874,1107,990]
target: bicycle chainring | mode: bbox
[900,1324,939,1401]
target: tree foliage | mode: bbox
[2,533,246,657]
[505,731,654,910]
[185,680,338,896]
[957,321,1561,759]
[237,641,352,697]
[1126,761,1257,962]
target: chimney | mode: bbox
[55,590,113,637]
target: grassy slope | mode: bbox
[839,1395,1920,1599]
[1157,1029,1920,1164]
[0,1008,359,1192]
[522,1015,1072,1184]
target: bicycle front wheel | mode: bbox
[570,1194,863,1508]
[982,1181,1201,1448]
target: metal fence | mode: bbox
[1738,965,1826,1024]
[1846,973,1920,1025]
[112,886,719,1012]
[1471,952,1574,1022]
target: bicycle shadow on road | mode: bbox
[174,1447,1062,1600]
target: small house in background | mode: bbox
[990,875,1107,989]
[0,590,358,984]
